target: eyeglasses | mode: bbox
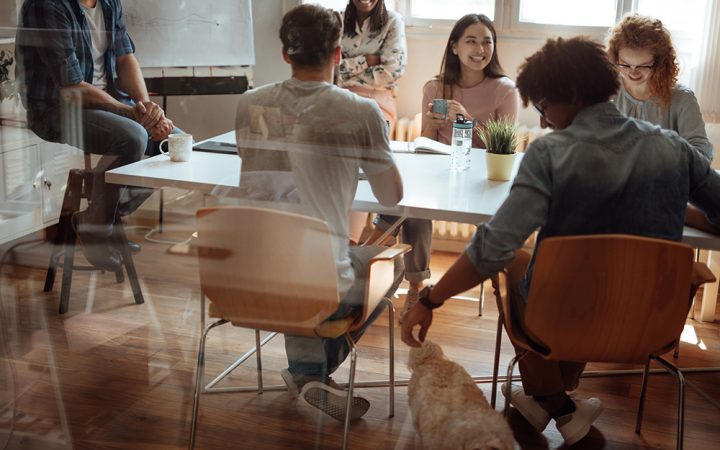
[533,100,547,118]
[615,62,655,74]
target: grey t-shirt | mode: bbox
[614,84,713,160]
[234,78,396,297]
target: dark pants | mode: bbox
[506,250,586,396]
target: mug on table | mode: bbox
[160,133,193,162]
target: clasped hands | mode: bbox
[134,101,173,141]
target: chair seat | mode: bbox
[208,300,355,339]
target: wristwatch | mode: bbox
[418,284,443,310]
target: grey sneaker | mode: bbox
[300,379,370,421]
[399,289,420,325]
[556,397,603,445]
[501,382,551,431]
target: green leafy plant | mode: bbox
[0,49,17,101]
[475,116,518,155]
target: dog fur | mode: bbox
[407,341,515,450]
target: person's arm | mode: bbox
[367,165,403,206]
[685,205,720,234]
[115,53,162,129]
[420,80,445,141]
[495,81,520,123]
[401,145,552,347]
[338,14,407,88]
[676,89,713,161]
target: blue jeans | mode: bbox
[374,215,432,282]
[285,245,404,378]
[36,108,177,233]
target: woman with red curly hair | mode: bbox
[607,14,713,160]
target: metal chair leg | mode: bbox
[652,355,685,450]
[383,297,395,418]
[342,334,358,450]
[478,281,484,316]
[189,319,228,450]
[635,359,651,433]
[490,308,504,409]
[255,330,263,393]
[503,350,526,418]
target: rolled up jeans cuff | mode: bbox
[404,269,431,283]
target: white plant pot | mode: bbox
[485,151,517,181]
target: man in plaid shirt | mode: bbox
[16,0,175,270]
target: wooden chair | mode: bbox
[189,206,409,450]
[43,154,144,314]
[490,234,715,450]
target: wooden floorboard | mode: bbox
[0,219,719,449]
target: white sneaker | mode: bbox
[501,382,551,431]
[280,369,300,397]
[556,397,603,445]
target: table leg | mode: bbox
[700,250,719,322]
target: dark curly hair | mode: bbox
[437,14,506,99]
[343,0,388,38]
[607,14,679,107]
[516,37,620,108]
[280,4,343,67]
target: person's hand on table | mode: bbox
[134,100,165,129]
[149,117,174,141]
[365,54,381,67]
[401,303,433,347]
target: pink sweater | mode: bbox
[422,76,519,148]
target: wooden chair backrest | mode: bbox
[196,206,340,336]
[524,234,694,364]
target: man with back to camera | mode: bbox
[401,36,720,445]
[233,4,405,421]
[16,0,175,270]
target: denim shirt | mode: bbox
[16,0,135,140]
[465,102,720,299]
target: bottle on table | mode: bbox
[450,114,473,172]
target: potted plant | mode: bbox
[0,49,19,116]
[476,116,519,181]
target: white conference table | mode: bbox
[106,132,720,321]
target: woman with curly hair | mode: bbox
[607,14,713,160]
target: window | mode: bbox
[518,0,618,27]
[409,0,495,21]
[300,0,396,13]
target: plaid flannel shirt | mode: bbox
[16,0,134,139]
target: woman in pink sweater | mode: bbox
[376,14,519,321]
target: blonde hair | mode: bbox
[607,14,679,107]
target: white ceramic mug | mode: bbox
[159,133,193,162]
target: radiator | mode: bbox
[393,118,548,250]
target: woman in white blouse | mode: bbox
[339,0,407,246]
[337,0,407,135]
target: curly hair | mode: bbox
[516,37,620,108]
[437,14,506,99]
[279,4,343,67]
[607,14,679,107]
[344,0,388,38]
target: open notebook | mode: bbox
[390,137,452,155]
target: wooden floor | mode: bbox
[1,214,719,450]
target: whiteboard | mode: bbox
[121,0,255,68]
